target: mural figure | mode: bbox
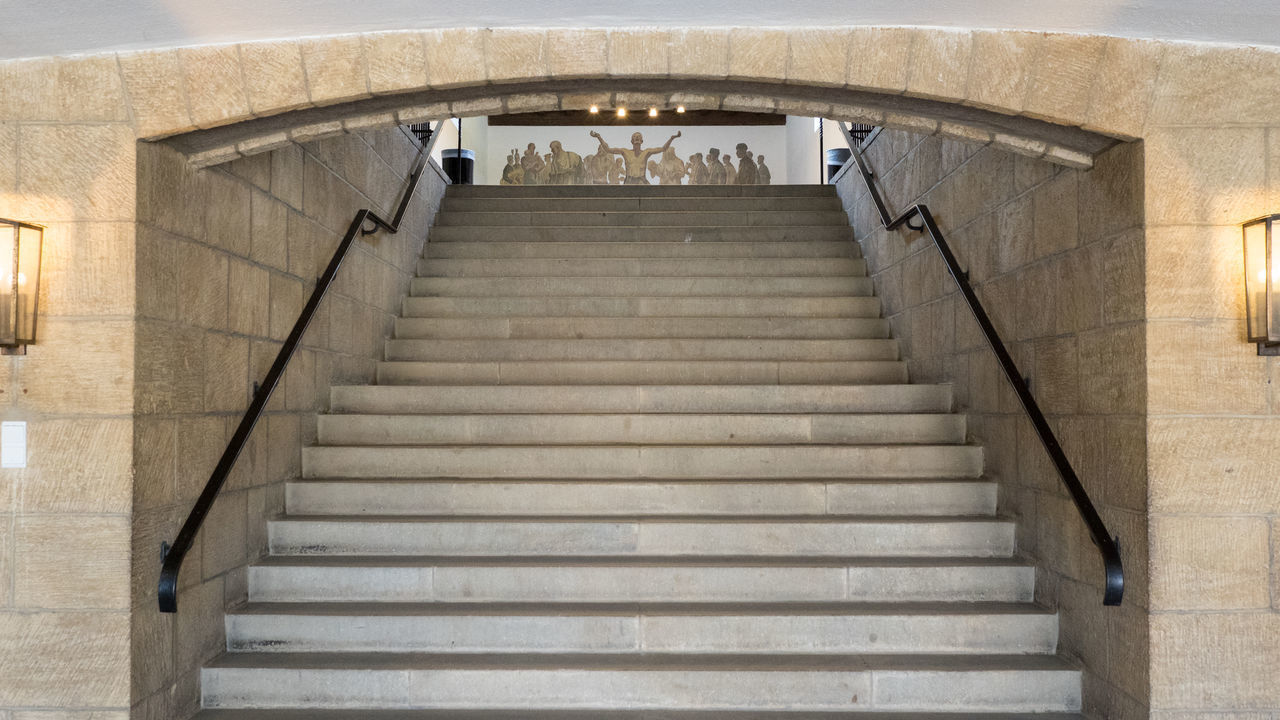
[650,147,688,185]
[722,154,737,185]
[687,152,709,185]
[756,155,772,185]
[590,130,682,185]
[707,148,726,185]
[735,143,759,185]
[500,150,521,185]
[545,140,587,185]
[520,143,545,185]
[609,157,625,185]
[584,145,612,185]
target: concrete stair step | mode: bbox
[316,413,965,446]
[300,445,984,480]
[411,276,874,297]
[393,316,890,340]
[402,295,881,318]
[436,210,851,227]
[448,184,839,198]
[441,197,844,213]
[247,557,1036,603]
[382,338,900,362]
[226,601,1057,654]
[329,385,953,415]
[422,240,860,259]
[193,711,1086,720]
[416,257,866,277]
[427,226,855,243]
[266,517,1014,558]
[375,360,909,385]
[286,479,998,518]
[201,652,1078,712]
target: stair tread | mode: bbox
[253,555,1033,568]
[231,600,1052,616]
[195,712,1083,720]
[271,514,1007,524]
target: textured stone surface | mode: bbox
[1151,614,1280,709]
[1151,516,1272,610]
[727,29,788,83]
[299,35,369,106]
[0,612,129,706]
[364,31,428,94]
[486,29,549,84]
[425,28,487,88]
[609,30,669,77]
[118,50,194,137]
[181,44,251,128]
[15,516,129,609]
[669,29,729,79]
[239,41,310,114]
[907,29,972,102]
[846,27,913,92]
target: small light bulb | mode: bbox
[589,105,599,114]
[648,107,658,118]
[676,106,686,114]
[617,107,627,118]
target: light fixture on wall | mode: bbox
[0,219,44,355]
[676,106,686,114]
[1243,214,1279,355]
[616,107,627,118]
[648,107,658,118]
[589,105,599,114]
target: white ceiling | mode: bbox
[5,0,1279,60]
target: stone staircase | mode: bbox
[194,184,1082,718]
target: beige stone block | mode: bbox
[484,29,549,84]
[1103,230,1145,325]
[286,212,322,280]
[1151,516,1271,610]
[1043,146,1093,170]
[39,222,134,317]
[251,191,290,270]
[991,133,1046,159]
[16,124,135,223]
[16,418,131,514]
[0,522,9,605]
[364,31,428,94]
[1023,34,1106,125]
[1083,37,1163,138]
[177,416,226,505]
[240,41,310,115]
[827,103,883,126]
[18,317,133,415]
[228,151,272,191]
[1146,126,1269,226]
[1032,171,1080,260]
[133,417,177,511]
[450,98,503,117]
[201,489,247,578]
[965,30,1040,114]
[1077,323,1144,414]
[268,413,302,483]
[289,120,346,145]
[1146,225,1243,321]
[14,711,129,719]
[936,122,992,147]
[119,50,195,137]
[727,28,788,83]
[237,131,292,157]
[1,121,16,192]
[204,171,252,255]
[270,273,306,342]
[15,516,129,609]
[786,29,850,88]
[0,57,57,121]
[1032,335,1078,415]
[299,35,369,107]
[135,320,203,414]
[203,332,250,412]
[721,95,776,114]
[1151,614,1280,708]
[609,30,669,77]
[174,576,226,678]
[1150,417,1280,514]
[176,241,228,330]
[846,27,913,93]
[1149,320,1268,415]
[669,29,729,79]
[228,259,271,337]
[905,29,971,102]
[0,611,129,706]
[546,29,608,79]
[56,55,130,122]
[1151,44,1280,126]
[504,93,560,114]
[425,28,487,88]
[271,143,305,211]
[882,112,938,136]
[180,44,251,129]
[342,112,397,133]
[187,144,242,169]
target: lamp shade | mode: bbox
[0,219,43,348]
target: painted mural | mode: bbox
[499,131,772,185]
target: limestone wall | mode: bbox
[129,129,446,719]
[835,131,1148,719]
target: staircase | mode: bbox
[195,184,1082,718]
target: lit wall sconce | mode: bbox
[1243,214,1279,355]
[616,107,627,118]
[648,107,658,118]
[0,219,43,355]
[589,105,599,114]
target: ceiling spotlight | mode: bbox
[648,107,658,118]
[676,106,686,114]
[588,105,599,114]
[617,107,627,118]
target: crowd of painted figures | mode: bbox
[499,132,772,186]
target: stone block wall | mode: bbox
[129,128,446,719]
[835,131,1148,719]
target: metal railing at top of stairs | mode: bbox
[842,124,1124,606]
[158,123,441,613]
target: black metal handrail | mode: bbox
[845,129,1124,606]
[158,133,434,613]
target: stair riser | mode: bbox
[268,521,1015,558]
[316,414,965,446]
[248,564,1035,603]
[329,385,953,415]
[375,360,909,386]
[427,227,854,243]
[449,185,838,199]
[437,211,848,227]
[441,197,843,213]
[382,339,900,362]
[393,317,891,340]
[301,446,984,480]
[416,257,866,277]
[402,296,882,318]
[287,481,998,518]
[423,241,860,260]
[411,277,874,297]
[226,613,1056,655]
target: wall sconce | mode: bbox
[1243,214,1279,355]
[0,219,43,355]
